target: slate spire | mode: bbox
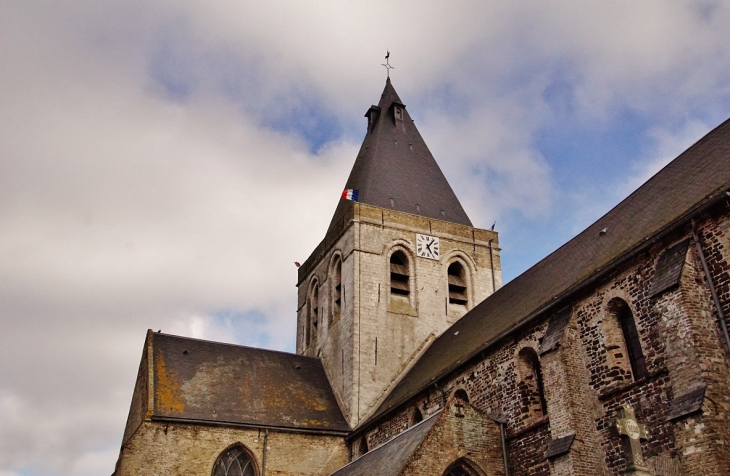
[328,78,472,232]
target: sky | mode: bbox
[1,1,730,474]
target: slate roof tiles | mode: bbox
[149,332,349,432]
[328,78,472,232]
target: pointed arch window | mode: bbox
[605,298,647,381]
[619,303,648,380]
[453,389,470,403]
[447,261,468,306]
[412,407,423,425]
[356,436,369,458]
[331,256,342,324]
[212,445,257,476]
[390,251,410,297]
[517,348,547,420]
[442,457,486,476]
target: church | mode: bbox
[114,78,730,475]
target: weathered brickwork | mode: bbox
[506,421,551,476]
[696,204,730,341]
[117,422,348,475]
[356,206,730,475]
[400,399,505,476]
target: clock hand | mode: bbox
[426,242,432,254]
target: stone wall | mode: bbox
[116,422,348,476]
[296,202,500,427]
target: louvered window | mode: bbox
[619,303,648,380]
[390,251,410,296]
[212,446,256,476]
[309,284,319,344]
[331,257,342,323]
[448,262,468,305]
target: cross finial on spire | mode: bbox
[382,51,394,78]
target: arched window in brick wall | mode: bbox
[330,255,342,325]
[412,407,423,425]
[389,251,410,298]
[212,444,257,476]
[453,388,470,403]
[605,298,648,381]
[307,282,319,346]
[447,261,468,307]
[516,347,547,420]
[357,436,369,457]
[442,457,487,476]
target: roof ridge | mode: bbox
[151,330,322,361]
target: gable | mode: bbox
[331,413,440,476]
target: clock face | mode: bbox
[416,234,440,260]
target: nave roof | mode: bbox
[368,116,730,426]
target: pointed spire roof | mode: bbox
[328,79,472,232]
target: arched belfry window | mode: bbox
[308,282,319,346]
[517,347,547,420]
[390,251,410,298]
[447,261,468,306]
[212,445,257,476]
[331,255,342,324]
[605,298,647,381]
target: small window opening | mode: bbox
[454,389,469,403]
[618,302,648,380]
[358,437,369,457]
[517,348,547,419]
[448,262,468,305]
[331,257,342,324]
[394,107,403,121]
[412,408,423,425]
[390,251,410,296]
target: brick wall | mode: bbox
[358,206,730,475]
[400,399,505,476]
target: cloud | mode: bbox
[624,119,714,195]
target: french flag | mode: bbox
[341,189,359,201]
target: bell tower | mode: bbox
[296,79,501,426]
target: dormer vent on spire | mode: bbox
[327,78,472,232]
[392,101,405,122]
[365,105,380,133]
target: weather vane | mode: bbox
[382,51,394,78]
